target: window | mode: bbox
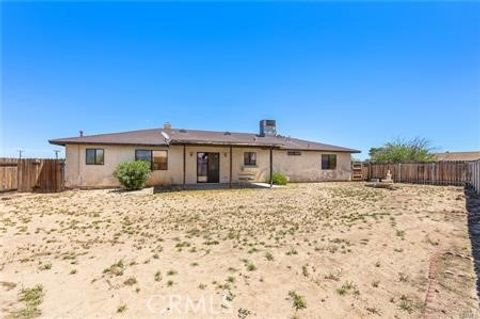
[135,150,151,162]
[86,149,104,165]
[322,154,337,170]
[135,150,168,170]
[244,152,257,166]
[287,150,302,156]
[152,150,168,170]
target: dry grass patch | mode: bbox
[0,183,477,318]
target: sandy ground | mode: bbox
[0,182,478,319]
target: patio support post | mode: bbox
[183,144,186,189]
[229,146,233,188]
[269,148,273,187]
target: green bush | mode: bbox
[272,172,287,185]
[369,137,435,163]
[113,160,151,190]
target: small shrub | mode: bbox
[396,229,405,240]
[366,306,381,315]
[399,295,414,313]
[265,252,274,261]
[246,262,256,271]
[336,281,360,296]
[117,304,127,313]
[288,290,307,311]
[124,277,137,286]
[325,271,340,281]
[398,272,409,282]
[103,260,125,277]
[38,263,52,271]
[272,172,287,185]
[302,264,309,277]
[225,290,235,301]
[336,286,347,296]
[18,284,44,318]
[238,308,251,319]
[113,160,151,190]
[286,248,298,256]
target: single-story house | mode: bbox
[49,120,360,188]
[433,151,480,162]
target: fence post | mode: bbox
[398,163,402,183]
[431,163,435,185]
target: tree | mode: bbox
[369,137,435,163]
[113,160,151,190]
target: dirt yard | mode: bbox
[0,183,478,318]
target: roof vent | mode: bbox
[259,119,277,137]
[163,122,172,130]
[224,131,231,135]
[79,130,84,137]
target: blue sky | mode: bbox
[1,2,479,159]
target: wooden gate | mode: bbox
[0,158,64,193]
[0,159,18,192]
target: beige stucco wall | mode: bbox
[64,144,352,188]
[273,150,352,182]
[65,144,183,187]
[231,147,271,183]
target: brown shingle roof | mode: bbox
[434,151,480,161]
[49,127,360,153]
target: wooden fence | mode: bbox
[0,158,64,193]
[471,160,480,194]
[362,160,480,193]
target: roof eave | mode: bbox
[170,139,283,148]
[48,139,67,146]
[48,139,361,153]
[286,149,361,153]
[343,149,361,154]
[48,140,169,147]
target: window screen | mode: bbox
[321,154,337,170]
[244,152,257,166]
[86,149,104,165]
[152,150,168,170]
[135,150,168,170]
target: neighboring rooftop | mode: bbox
[49,120,360,153]
[434,151,480,161]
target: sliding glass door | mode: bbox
[197,152,220,183]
